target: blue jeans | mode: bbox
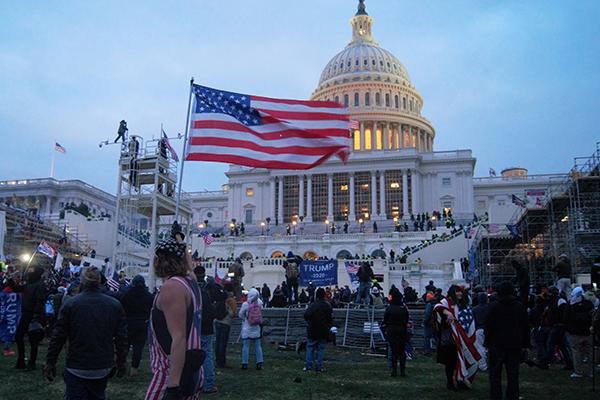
[241,338,264,366]
[201,334,215,391]
[358,281,371,304]
[305,339,326,370]
[214,322,230,367]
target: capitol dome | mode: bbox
[311,0,435,153]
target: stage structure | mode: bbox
[111,134,192,288]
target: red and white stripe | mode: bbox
[186,95,351,170]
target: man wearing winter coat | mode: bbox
[303,288,333,372]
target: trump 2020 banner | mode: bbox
[0,292,21,342]
[299,260,338,287]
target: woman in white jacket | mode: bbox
[239,288,264,369]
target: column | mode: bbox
[359,122,365,150]
[269,178,276,219]
[411,169,420,214]
[371,122,377,150]
[306,175,313,222]
[327,174,333,220]
[349,173,356,221]
[370,171,377,218]
[44,196,52,217]
[399,125,405,149]
[402,170,409,218]
[227,184,234,221]
[383,122,390,150]
[299,175,305,218]
[379,171,386,219]
[277,177,284,223]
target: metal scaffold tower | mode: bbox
[475,141,600,288]
[111,133,192,288]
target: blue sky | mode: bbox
[1,0,599,194]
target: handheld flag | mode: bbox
[186,84,350,169]
[200,231,214,245]
[37,241,56,259]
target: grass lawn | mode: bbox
[0,340,596,400]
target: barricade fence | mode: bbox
[229,305,425,350]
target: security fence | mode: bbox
[229,304,426,350]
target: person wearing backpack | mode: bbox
[239,288,264,370]
[214,282,237,369]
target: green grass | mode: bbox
[0,341,596,400]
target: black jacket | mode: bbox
[357,264,374,283]
[46,287,128,370]
[566,300,594,335]
[16,279,46,320]
[304,300,333,340]
[472,303,490,330]
[200,284,216,335]
[554,259,571,279]
[383,304,409,340]
[484,295,530,349]
[119,285,153,324]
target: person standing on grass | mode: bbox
[303,288,333,373]
[43,267,128,399]
[118,275,153,377]
[193,266,218,395]
[239,288,264,370]
[144,239,204,400]
[14,265,47,371]
[472,292,490,371]
[214,282,237,369]
[565,286,594,379]
[484,281,530,400]
[383,288,409,377]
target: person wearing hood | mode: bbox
[553,253,572,298]
[565,286,594,378]
[371,287,384,308]
[383,289,409,377]
[118,275,153,376]
[239,288,263,370]
[303,288,333,372]
[484,281,530,400]
[14,265,47,370]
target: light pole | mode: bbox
[260,221,265,235]
[292,220,297,234]
[325,219,330,234]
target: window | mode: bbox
[385,93,390,107]
[355,59,359,66]
[375,93,381,106]
[340,62,343,70]
[365,93,370,106]
[246,188,254,197]
[375,128,382,150]
[442,178,451,187]
[390,182,400,189]
[394,95,399,108]
[354,92,359,106]
[477,201,486,209]
[344,94,349,107]
[347,60,351,67]
[410,99,414,111]
[334,96,339,104]
[498,200,506,206]
[364,59,368,66]
[207,211,213,218]
[442,201,453,209]
[372,59,376,66]
[333,173,350,221]
[283,176,299,222]
[402,97,407,109]
[245,209,253,224]
[364,129,372,150]
[380,60,384,66]
[353,130,361,150]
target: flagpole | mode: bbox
[50,143,56,179]
[175,77,194,222]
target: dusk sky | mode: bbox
[1,0,599,194]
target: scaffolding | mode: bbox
[475,142,600,287]
[111,134,192,288]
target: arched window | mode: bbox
[344,94,349,107]
[394,95,399,108]
[336,250,353,259]
[354,92,359,106]
[385,93,390,107]
[353,129,361,150]
[410,99,414,111]
[402,97,407,109]
[364,129,372,150]
[375,93,381,106]
[365,92,370,106]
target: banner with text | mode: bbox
[0,292,21,342]
[344,262,360,290]
[300,260,338,287]
[526,189,546,209]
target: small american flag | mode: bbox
[107,272,121,291]
[348,120,360,130]
[37,241,56,259]
[161,129,179,162]
[55,142,67,153]
[186,84,350,169]
[200,231,214,245]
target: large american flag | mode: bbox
[186,84,351,169]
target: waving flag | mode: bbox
[186,84,351,169]
[161,129,179,162]
[511,194,526,208]
[37,241,56,259]
[200,231,214,245]
[107,271,121,292]
[54,142,67,153]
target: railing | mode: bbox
[0,177,115,203]
[473,173,567,185]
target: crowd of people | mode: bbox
[1,232,599,400]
